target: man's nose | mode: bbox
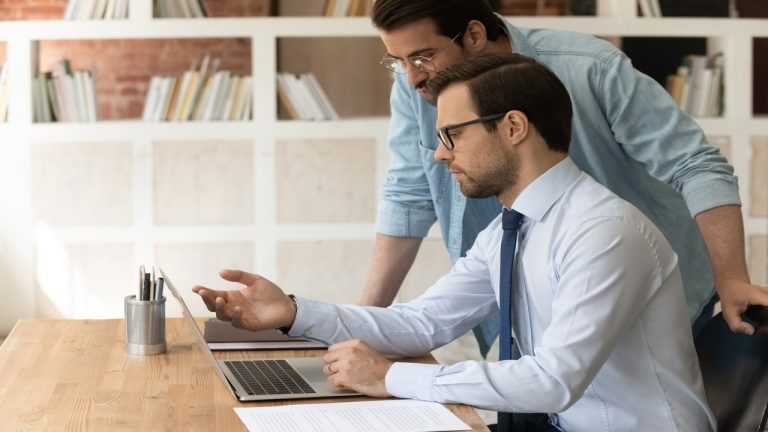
[434,141,451,162]
[406,64,428,87]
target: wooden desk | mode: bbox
[0,319,489,431]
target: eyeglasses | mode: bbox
[436,112,507,150]
[380,32,463,74]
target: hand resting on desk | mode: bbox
[192,268,395,399]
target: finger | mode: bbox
[722,306,755,335]
[192,287,222,312]
[231,306,245,329]
[214,297,236,322]
[323,351,342,365]
[327,340,355,352]
[219,269,261,286]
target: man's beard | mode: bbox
[415,80,436,105]
[457,146,519,199]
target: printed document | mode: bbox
[234,399,472,432]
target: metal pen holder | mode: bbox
[124,295,167,356]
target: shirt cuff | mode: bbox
[375,200,436,238]
[385,362,442,401]
[682,176,741,217]
[287,297,337,344]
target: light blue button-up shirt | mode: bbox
[375,17,739,350]
[291,158,716,431]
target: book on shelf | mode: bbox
[665,53,724,118]
[142,56,251,122]
[0,63,8,122]
[323,0,373,17]
[277,72,339,121]
[637,0,662,17]
[64,0,128,19]
[154,0,209,18]
[34,59,99,123]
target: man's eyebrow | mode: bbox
[385,47,436,60]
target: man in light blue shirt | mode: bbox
[360,0,768,354]
[194,53,715,431]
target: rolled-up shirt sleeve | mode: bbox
[600,51,740,217]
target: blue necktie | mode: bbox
[499,208,524,361]
[498,208,524,432]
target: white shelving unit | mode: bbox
[0,1,766,332]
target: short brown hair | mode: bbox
[427,53,572,153]
[371,0,502,46]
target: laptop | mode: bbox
[159,267,361,401]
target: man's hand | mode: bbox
[192,269,296,332]
[322,339,393,398]
[718,277,768,335]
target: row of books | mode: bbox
[142,56,252,122]
[277,72,338,121]
[323,0,373,17]
[63,0,128,20]
[34,60,99,123]
[665,53,724,118]
[0,63,8,122]
[154,0,208,18]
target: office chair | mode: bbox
[695,313,768,432]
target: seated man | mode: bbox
[193,53,715,432]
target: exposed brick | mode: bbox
[0,0,66,20]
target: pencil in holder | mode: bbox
[124,295,167,356]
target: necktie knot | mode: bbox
[502,209,524,231]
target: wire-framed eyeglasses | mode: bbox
[436,112,507,150]
[380,32,463,74]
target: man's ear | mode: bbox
[463,20,488,56]
[504,110,528,146]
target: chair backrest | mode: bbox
[695,313,768,432]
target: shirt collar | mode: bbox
[509,157,581,222]
[495,13,535,58]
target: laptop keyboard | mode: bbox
[224,359,316,396]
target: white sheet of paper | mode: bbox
[234,399,472,432]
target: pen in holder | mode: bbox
[124,295,167,356]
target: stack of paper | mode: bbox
[235,400,471,432]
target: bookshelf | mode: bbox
[0,1,766,334]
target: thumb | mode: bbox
[723,307,755,335]
[219,269,261,286]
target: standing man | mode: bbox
[194,53,716,431]
[359,0,768,355]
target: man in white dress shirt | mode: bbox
[193,53,715,431]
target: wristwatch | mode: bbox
[278,294,298,335]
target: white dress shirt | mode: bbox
[289,158,715,431]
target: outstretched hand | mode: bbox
[192,269,296,332]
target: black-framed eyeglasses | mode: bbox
[436,113,507,150]
[380,32,462,74]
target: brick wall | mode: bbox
[0,0,67,20]
[0,0,272,20]
[497,0,567,16]
[39,39,252,119]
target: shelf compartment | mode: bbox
[35,37,251,122]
